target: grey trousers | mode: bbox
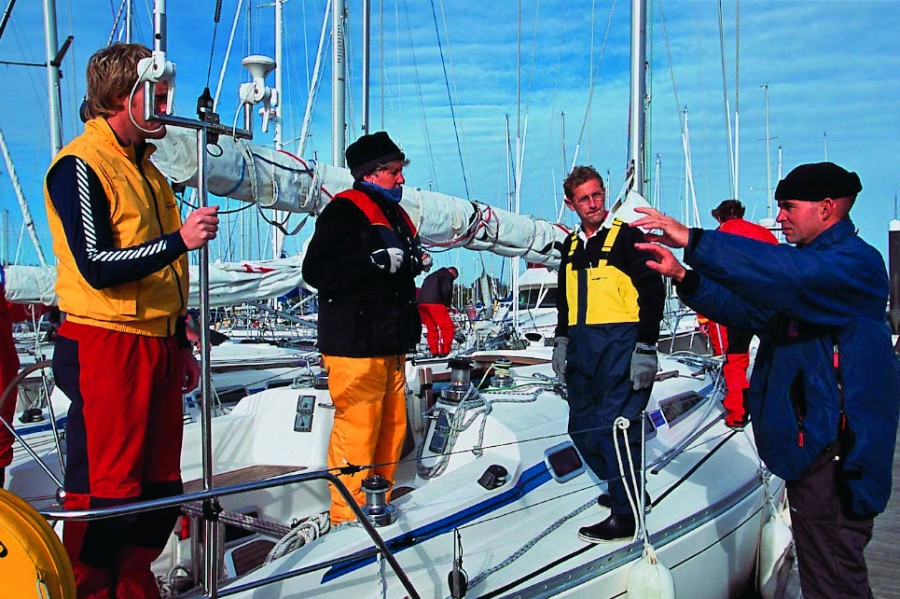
[787,443,874,599]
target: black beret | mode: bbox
[774,162,862,202]
[345,131,406,180]
[711,199,745,221]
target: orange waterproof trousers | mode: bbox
[322,354,408,524]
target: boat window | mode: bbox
[544,441,586,483]
[659,391,706,426]
[518,288,558,309]
[218,387,250,405]
[643,412,658,439]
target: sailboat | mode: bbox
[2,1,796,598]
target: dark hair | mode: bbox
[84,43,151,120]
[563,166,604,200]
[711,200,745,222]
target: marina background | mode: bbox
[1,1,899,282]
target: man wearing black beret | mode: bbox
[630,162,899,599]
[303,131,431,525]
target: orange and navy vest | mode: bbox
[43,119,187,337]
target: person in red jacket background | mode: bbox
[417,266,459,357]
[0,266,49,488]
[701,200,778,429]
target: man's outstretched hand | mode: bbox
[631,207,690,249]
[634,242,687,282]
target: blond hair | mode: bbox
[84,43,151,120]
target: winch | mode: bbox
[440,358,476,403]
[361,474,396,526]
[489,358,513,388]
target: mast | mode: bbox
[332,0,346,166]
[126,0,132,42]
[0,126,47,266]
[42,0,63,156]
[628,0,647,194]
[653,153,661,209]
[273,0,284,259]
[683,108,690,223]
[361,0,370,135]
[733,0,740,199]
[762,83,772,220]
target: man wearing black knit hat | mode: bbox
[630,162,899,599]
[303,131,431,525]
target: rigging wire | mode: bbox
[105,0,127,47]
[657,0,701,226]
[437,0,472,193]
[717,0,736,197]
[294,0,330,157]
[570,0,617,172]
[428,0,470,198]
[400,0,439,189]
[204,1,224,88]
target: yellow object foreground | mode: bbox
[0,487,75,598]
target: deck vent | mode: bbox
[477,464,508,490]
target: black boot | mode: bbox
[597,490,652,511]
[578,513,636,543]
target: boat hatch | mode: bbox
[543,441,586,483]
[658,391,706,427]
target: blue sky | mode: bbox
[2,1,899,284]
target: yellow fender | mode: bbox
[0,488,75,598]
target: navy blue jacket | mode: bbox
[676,219,899,517]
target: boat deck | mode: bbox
[781,428,900,598]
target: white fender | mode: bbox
[758,513,793,599]
[626,545,676,599]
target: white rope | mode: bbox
[416,386,543,479]
[265,511,330,564]
[377,552,387,599]
[612,416,642,543]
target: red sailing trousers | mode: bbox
[703,321,752,426]
[417,303,455,357]
[54,320,184,598]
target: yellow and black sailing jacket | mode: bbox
[555,219,665,344]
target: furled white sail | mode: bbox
[151,128,568,267]
[3,256,305,308]
[6,127,573,306]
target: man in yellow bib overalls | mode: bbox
[552,166,664,542]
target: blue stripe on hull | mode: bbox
[322,461,553,582]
